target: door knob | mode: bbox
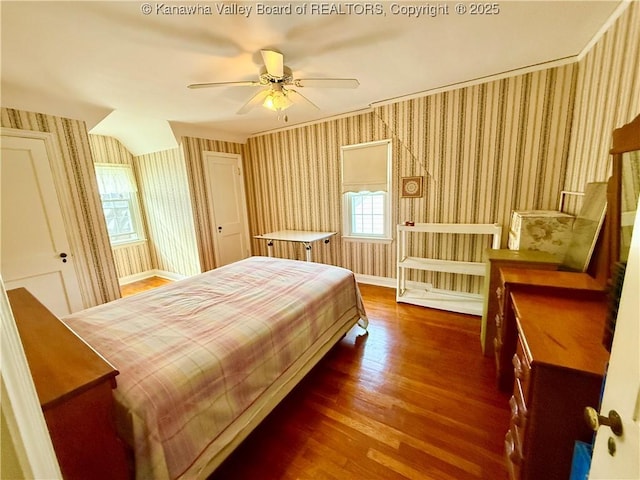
[59,252,68,263]
[584,406,624,436]
[217,226,222,232]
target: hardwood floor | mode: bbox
[120,276,172,297]
[209,283,511,480]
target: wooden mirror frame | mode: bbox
[606,114,640,282]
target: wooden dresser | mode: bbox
[505,288,609,480]
[495,268,606,392]
[7,288,130,480]
[481,249,560,357]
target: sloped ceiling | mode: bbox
[0,1,626,153]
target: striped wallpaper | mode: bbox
[134,148,201,277]
[380,66,577,293]
[565,0,640,197]
[1,108,120,306]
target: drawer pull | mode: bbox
[505,430,523,465]
[509,395,526,427]
[512,354,522,379]
[512,353,529,383]
[509,396,519,424]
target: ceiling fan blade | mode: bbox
[237,89,270,115]
[188,80,260,89]
[261,49,284,78]
[287,89,320,110]
[294,78,360,89]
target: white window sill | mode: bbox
[342,235,393,245]
[111,239,147,249]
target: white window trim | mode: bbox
[342,235,393,245]
[341,139,393,243]
[341,192,393,243]
[94,163,146,247]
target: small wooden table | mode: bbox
[254,230,336,262]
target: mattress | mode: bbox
[62,256,367,479]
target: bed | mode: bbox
[62,256,368,480]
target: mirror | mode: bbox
[620,150,640,262]
[609,115,640,274]
[601,115,639,352]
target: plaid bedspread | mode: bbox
[62,256,367,479]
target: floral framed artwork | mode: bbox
[401,176,423,198]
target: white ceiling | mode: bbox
[0,1,625,153]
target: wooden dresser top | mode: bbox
[485,248,560,264]
[511,289,609,377]
[7,288,118,409]
[500,267,605,292]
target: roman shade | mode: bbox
[341,141,390,193]
[94,164,137,195]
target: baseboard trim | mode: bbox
[119,269,186,286]
[354,274,396,288]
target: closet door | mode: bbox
[203,151,251,267]
[1,131,83,316]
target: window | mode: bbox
[94,164,145,246]
[341,140,392,242]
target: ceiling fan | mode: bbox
[187,49,359,115]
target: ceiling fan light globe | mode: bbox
[263,94,276,111]
[263,90,293,112]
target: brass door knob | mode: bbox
[584,407,624,436]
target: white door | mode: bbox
[203,152,250,267]
[1,132,83,316]
[588,206,640,479]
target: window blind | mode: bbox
[341,141,390,193]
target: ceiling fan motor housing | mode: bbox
[259,66,293,85]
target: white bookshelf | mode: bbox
[397,223,502,316]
